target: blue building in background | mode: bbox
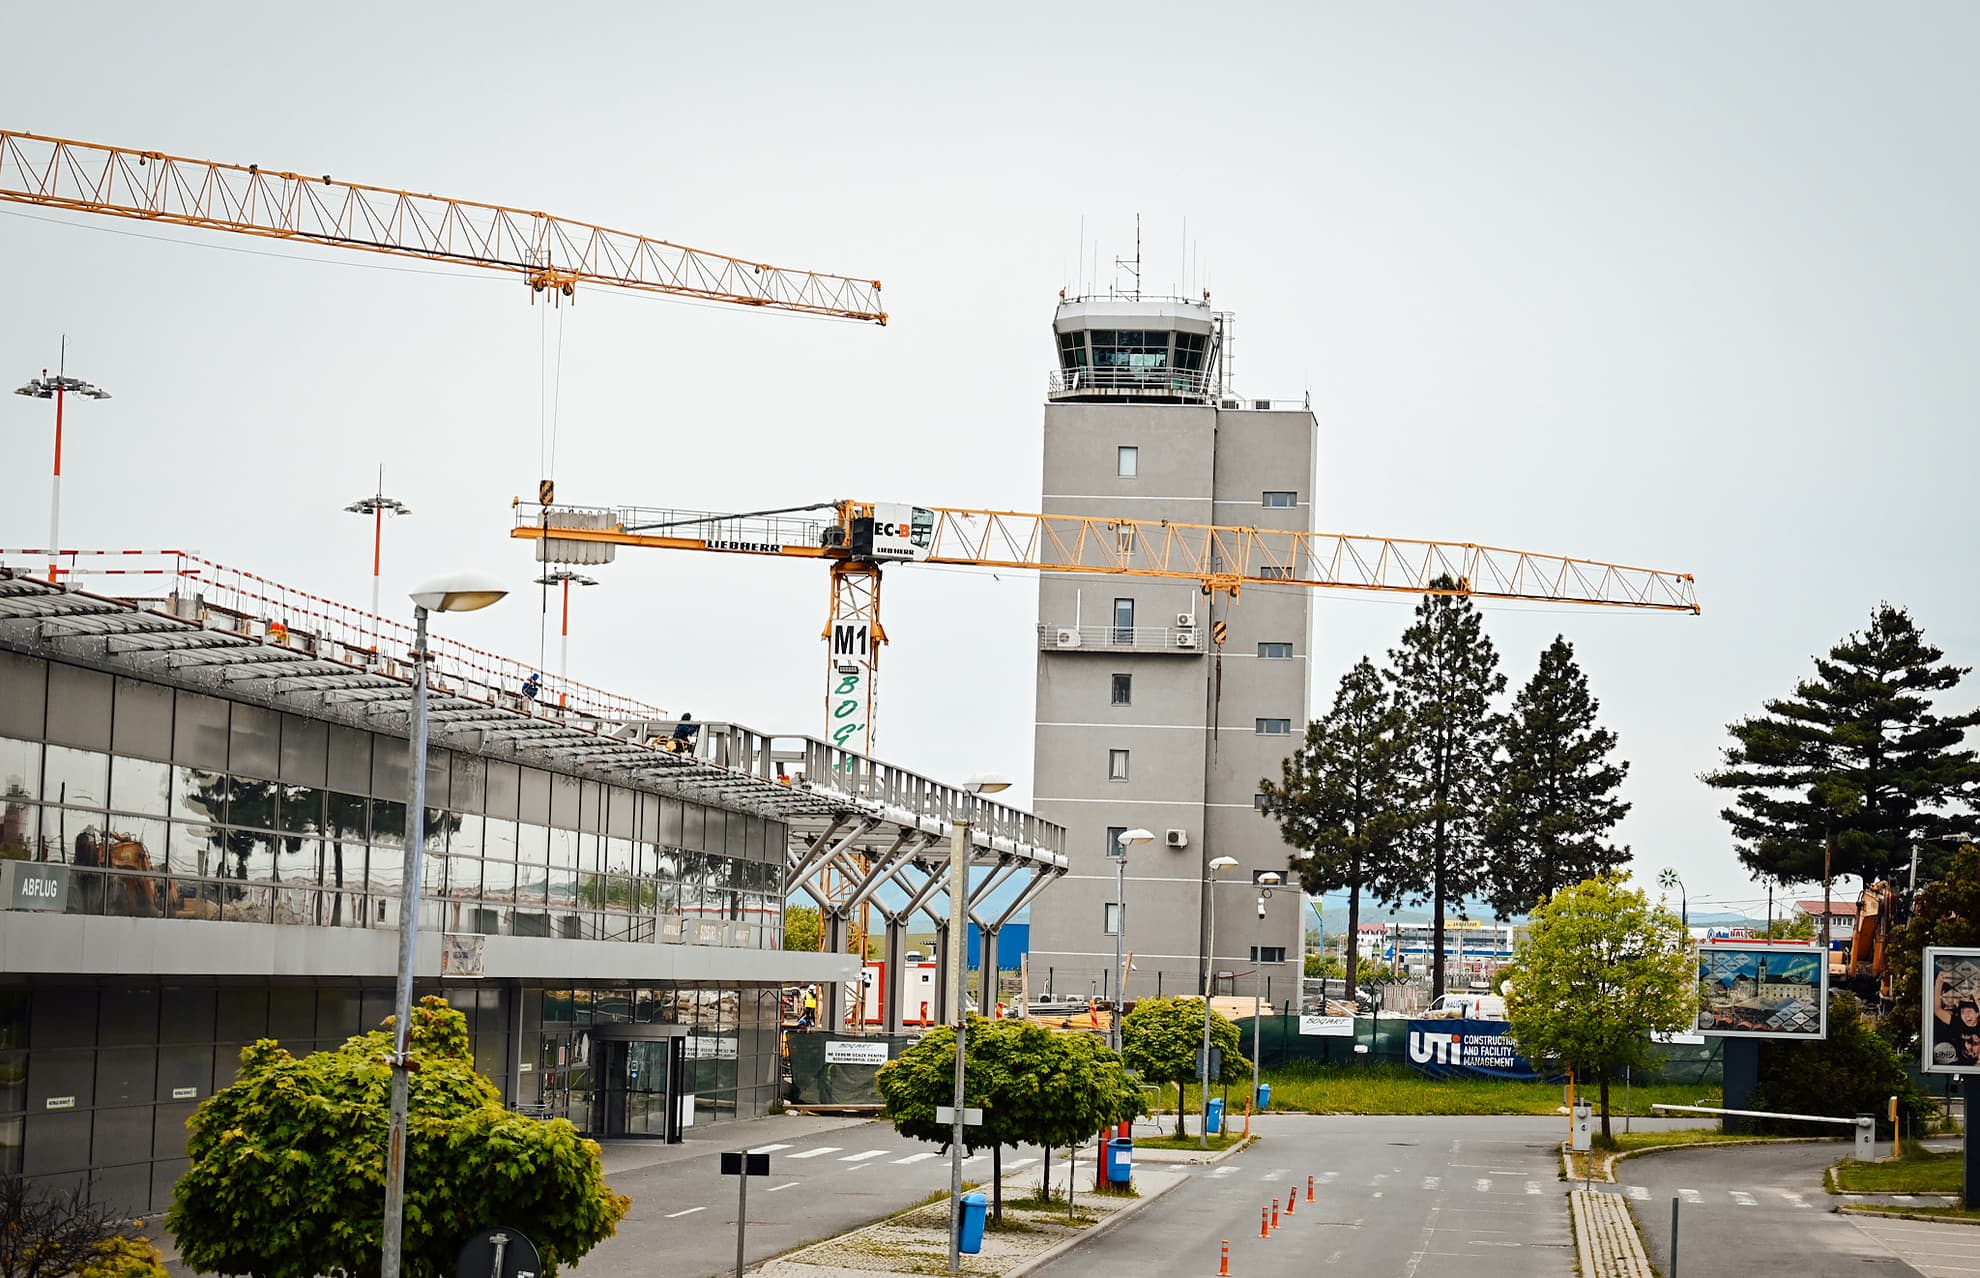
[968,921,1029,970]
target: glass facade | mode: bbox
[0,659,786,947]
[0,652,811,1214]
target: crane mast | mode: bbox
[0,129,886,321]
[514,498,1700,753]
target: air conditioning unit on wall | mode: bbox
[1175,612,1195,628]
[1166,828,1188,848]
[1175,631,1199,649]
[1055,628,1082,648]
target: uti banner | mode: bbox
[1405,1019,1545,1080]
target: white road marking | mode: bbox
[1894,1194,1917,1204]
[839,1149,888,1162]
[1777,1191,1811,1209]
[891,1152,938,1164]
[962,1153,986,1164]
[1320,1171,1340,1183]
[1212,1166,1237,1178]
[664,1207,705,1218]
[1474,1179,1492,1193]
[747,1143,791,1154]
[1423,1176,1441,1191]
[787,1147,841,1160]
[1627,1185,1649,1201]
[1525,1181,1543,1196]
[767,1182,800,1192]
[1678,1188,1703,1204]
[1008,1157,1039,1168]
[1373,1191,1384,1198]
[1370,1173,1389,1186]
[1730,1191,1758,1206]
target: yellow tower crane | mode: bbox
[0,129,886,320]
[514,497,1700,757]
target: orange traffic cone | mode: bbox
[1218,1240,1230,1275]
[1260,1207,1270,1239]
[1285,1187,1295,1216]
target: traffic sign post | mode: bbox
[721,1151,771,1278]
[455,1227,541,1278]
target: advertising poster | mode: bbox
[1405,1019,1544,1080]
[1694,941,1827,1039]
[1922,947,1980,1074]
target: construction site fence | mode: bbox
[1232,1013,1726,1085]
[784,1031,921,1108]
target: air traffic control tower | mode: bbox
[1028,292,1314,1011]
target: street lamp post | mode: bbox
[381,573,507,1278]
[344,468,410,653]
[1251,872,1282,1122]
[15,337,111,585]
[1199,855,1237,1149]
[534,570,598,708]
[948,773,1009,1276]
[1110,828,1154,1053]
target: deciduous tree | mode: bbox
[1119,997,1249,1139]
[168,996,627,1278]
[1386,580,1506,999]
[874,1017,1141,1217]
[1484,636,1631,917]
[1506,876,1691,1141]
[1703,605,1980,898]
[1883,842,1980,1047]
[783,904,822,952]
[1263,658,1409,1004]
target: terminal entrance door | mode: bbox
[596,1038,684,1142]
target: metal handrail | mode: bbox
[1048,365,1215,397]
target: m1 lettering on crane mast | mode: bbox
[832,623,870,658]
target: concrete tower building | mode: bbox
[1028,292,1312,1009]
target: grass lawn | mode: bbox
[1166,1064,1720,1118]
[1832,1148,1963,1194]
[1133,1131,1248,1152]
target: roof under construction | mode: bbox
[0,556,1066,938]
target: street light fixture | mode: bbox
[345,467,411,653]
[1110,827,1155,1053]
[1657,867,1687,930]
[382,572,507,1278]
[948,772,1009,1277]
[534,570,599,707]
[1199,855,1238,1150]
[15,336,111,586]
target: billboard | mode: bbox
[1405,1019,1545,1080]
[1694,941,1827,1039]
[1922,947,1980,1074]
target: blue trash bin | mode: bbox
[1257,1083,1272,1110]
[1106,1137,1133,1184]
[1207,1096,1224,1135]
[958,1191,988,1254]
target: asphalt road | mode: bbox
[1029,1114,1578,1278]
[571,1115,1058,1278]
[1607,1141,1933,1277]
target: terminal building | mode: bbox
[1027,294,1314,1005]
[0,559,1062,1212]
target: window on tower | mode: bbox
[1111,673,1132,705]
[1117,445,1138,477]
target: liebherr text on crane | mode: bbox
[513,498,1700,758]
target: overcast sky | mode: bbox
[3,4,1974,918]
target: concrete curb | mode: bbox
[1837,1205,1980,1226]
[1000,1172,1188,1278]
[1561,1135,1839,1184]
[1570,1189,1654,1278]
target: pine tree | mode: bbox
[1385,578,1506,1000]
[1702,605,1980,895]
[1262,658,1410,1004]
[1484,636,1631,917]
